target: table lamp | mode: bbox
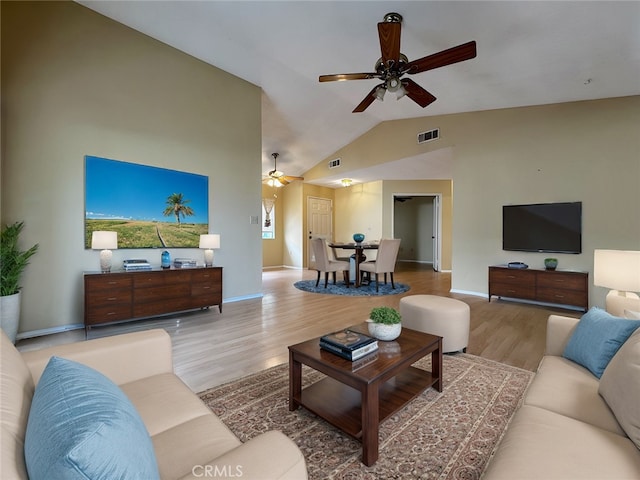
[594,249,640,317]
[91,231,118,273]
[199,234,220,267]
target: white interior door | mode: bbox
[307,196,332,269]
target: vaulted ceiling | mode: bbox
[79,1,640,187]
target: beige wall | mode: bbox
[308,97,640,308]
[334,181,384,245]
[450,98,640,308]
[2,2,263,336]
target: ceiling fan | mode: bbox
[319,12,477,113]
[264,153,304,186]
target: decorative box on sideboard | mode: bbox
[84,267,222,334]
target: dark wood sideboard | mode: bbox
[84,267,222,334]
[488,265,588,311]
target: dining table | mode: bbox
[328,242,379,287]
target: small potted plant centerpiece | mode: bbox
[1,222,38,344]
[367,306,402,341]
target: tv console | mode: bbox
[488,265,588,311]
[84,267,222,334]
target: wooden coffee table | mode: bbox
[288,324,442,466]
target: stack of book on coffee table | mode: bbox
[319,329,378,361]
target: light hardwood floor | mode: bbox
[16,264,582,392]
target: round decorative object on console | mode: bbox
[544,258,558,270]
[353,233,365,244]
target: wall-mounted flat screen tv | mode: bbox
[85,156,209,248]
[503,202,582,254]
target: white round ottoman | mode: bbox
[399,295,470,353]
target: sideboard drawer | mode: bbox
[536,272,586,291]
[537,288,587,308]
[85,304,132,325]
[489,268,536,287]
[85,288,132,308]
[490,283,536,300]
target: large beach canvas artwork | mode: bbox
[85,156,209,248]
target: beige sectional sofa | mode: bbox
[1,328,307,480]
[483,314,640,479]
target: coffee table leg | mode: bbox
[433,338,443,392]
[289,351,302,411]
[361,383,379,466]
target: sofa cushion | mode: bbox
[152,414,242,479]
[119,373,242,478]
[24,357,160,480]
[562,307,640,378]
[482,405,640,480]
[599,328,640,449]
[120,372,224,436]
[524,355,624,435]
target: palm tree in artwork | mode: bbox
[163,193,195,225]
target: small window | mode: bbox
[262,199,275,239]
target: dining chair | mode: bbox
[311,238,350,288]
[359,238,401,292]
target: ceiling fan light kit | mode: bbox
[341,178,353,187]
[264,152,304,187]
[319,12,477,113]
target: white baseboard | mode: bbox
[223,293,263,303]
[17,323,84,341]
[450,289,487,298]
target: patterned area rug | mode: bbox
[294,279,410,296]
[199,354,533,479]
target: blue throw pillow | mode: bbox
[563,307,640,378]
[25,356,160,480]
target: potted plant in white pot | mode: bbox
[367,306,402,341]
[1,222,38,343]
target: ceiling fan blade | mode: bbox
[352,84,382,113]
[403,79,437,108]
[283,176,304,182]
[405,41,477,74]
[319,73,379,82]
[378,21,401,67]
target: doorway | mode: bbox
[392,194,441,271]
[307,196,333,269]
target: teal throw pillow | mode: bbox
[563,307,640,378]
[25,356,160,480]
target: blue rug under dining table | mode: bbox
[293,279,410,296]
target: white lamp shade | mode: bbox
[91,231,118,250]
[594,249,640,292]
[199,234,220,249]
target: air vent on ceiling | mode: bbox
[328,158,341,169]
[417,128,439,144]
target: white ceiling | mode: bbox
[79,1,640,187]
